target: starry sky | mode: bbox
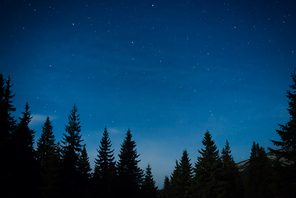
[1,0,296,188]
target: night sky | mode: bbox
[1,0,296,188]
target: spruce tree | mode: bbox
[142,164,159,198]
[78,145,92,197]
[159,176,170,198]
[0,75,16,198]
[11,103,39,197]
[0,75,16,144]
[60,104,83,197]
[269,71,296,195]
[221,140,244,198]
[170,160,181,198]
[94,127,116,198]
[37,117,56,166]
[179,149,193,198]
[245,142,271,198]
[190,131,227,198]
[79,145,91,179]
[117,129,143,198]
[36,116,60,198]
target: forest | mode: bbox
[0,72,295,198]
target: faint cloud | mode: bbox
[108,128,120,134]
[30,114,58,127]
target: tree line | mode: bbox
[0,72,296,198]
[0,74,157,198]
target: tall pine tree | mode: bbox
[221,140,244,198]
[269,71,296,195]
[94,127,116,198]
[179,149,193,198]
[142,163,158,198]
[78,145,92,197]
[117,129,143,198]
[36,116,60,198]
[11,103,39,197]
[0,75,16,144]
[159,176,170,198]
[190,131,227,198]
[60,104,83,198]
[170,160,181,198]
[245,142,271,198]
[0,75,16,198]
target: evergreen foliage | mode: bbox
[78,145,92,197]
[79,145,92,179]
[245,142,271,198]
[0,75,16,198]
[36,117,60,198]
[179,149,193,198]
[142,163,159,198]
[117,129,143,198]
[94,127,116,198]
[37,116,56,166]
[62,103,83,154]
[60,104,84,198]
[159,176,170,198]
[269,71,296,195]
[221,140,244,198]
[4,72,296,198]
[170,160,181,198]
[12,103,40,197]
[0,75,16,144]
[190,131,227,198]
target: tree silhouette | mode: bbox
[142,164,159,198]
[60,104,83,197]
[246,142,271,198]
[0,75,16,144]
[179,149,193,198]
[11,103,39,197]
[159,176,170,198]
[78,145,92,197]
[36,116,60,198]
[170,160,181,198]
[0,74,16,198]
[94,127,116,198]
[221,139,244,198]
[190,131,227,198]
[117,129,143,198]
[269,71,296,195]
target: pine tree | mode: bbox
[269,71,296,195]
[190,131,227,198]
[78,145,92,197]
[79,145,91,179]
[0,75,16,143]
[117,129,143,198]
[94,127,116,198]
[170,160,181,198]
[179,149,193,198]
[221,140,244,198]
[245,142,271,198]
[159,176,170,198]
[37,117,56,166]
[60,104,83,197]
[36,116,60,198]
[62,104,83,154]
[142,164,159,198]
[0,75,16,198]
[11,103,39,197]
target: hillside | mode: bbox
[236,151,294,179]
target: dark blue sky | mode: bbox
[1,0,296,188]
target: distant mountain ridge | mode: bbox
[236,151,294,178]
